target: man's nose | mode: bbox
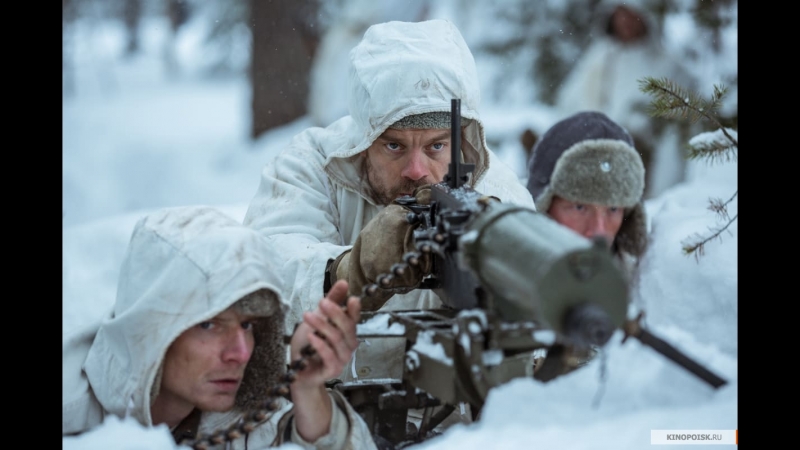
[222,330,253,364]
[586,214,614,245]
[401,149,430,181]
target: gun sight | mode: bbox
[445,99,474,189]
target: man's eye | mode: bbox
[241,321,255,331]
[198,321,213,330]
[574,204,586,211]
[431,143,445,151]
[386,142,401,151]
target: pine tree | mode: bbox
[638,76,737,260]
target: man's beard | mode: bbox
[363,155,430,205]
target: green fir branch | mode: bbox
[639,76,738,261]
[681,213,737,262]
[686,128,738,163]
[639,78,734,132]
[707,190,738,221]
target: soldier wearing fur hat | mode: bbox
[62,206,376,449]
[527,110,648,271]
[526,110,648,379]
[243,19,534,442]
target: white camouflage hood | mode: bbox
[81,206,289,426]
[323,19,491,193]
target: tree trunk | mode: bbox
[123,0,142,57]
[249,0,320,140]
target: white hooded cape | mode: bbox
[63,206,376,449]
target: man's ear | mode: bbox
[615,203,648,258]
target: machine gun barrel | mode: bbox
[458,202,628,347]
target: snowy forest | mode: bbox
[63,0,737,202]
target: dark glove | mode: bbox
[330,185,433,311]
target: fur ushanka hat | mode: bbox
[526,111,648,258]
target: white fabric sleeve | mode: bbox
[289,394,349,450]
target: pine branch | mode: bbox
[686,128,738,163]
[680,213,737,262]
[707,190,738,221]
[639,76,738,261]
[638,77,729,129]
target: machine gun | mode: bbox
[330,99,727,449]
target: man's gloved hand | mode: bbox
[330,185,433,311]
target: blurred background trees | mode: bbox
[444,0,736,197]
[62,0,737,199]
[249,0,320,138]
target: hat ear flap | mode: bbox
[533,187,555,215]
[614,203,648,258]
[236,309,287,409]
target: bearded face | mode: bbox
[363,128,452,205]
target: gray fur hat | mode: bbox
[526,111,648,258]
[390,111,471,130]
[235,289,287,409]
